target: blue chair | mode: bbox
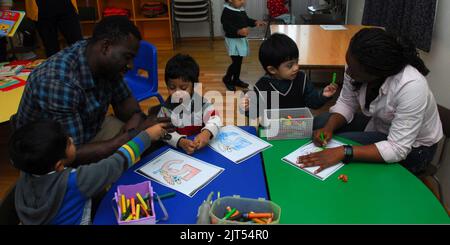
[124,40,164,104]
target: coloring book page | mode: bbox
[208,126,272,164]
[136,149,224,197]
[282,139,345,180]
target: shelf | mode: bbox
[133,16,170,22]
[78,0,173,50]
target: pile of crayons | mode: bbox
[222,206,274,224]
[119,192,153,221]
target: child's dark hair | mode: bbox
[164,53,200,84]
[259,33,299,73]
[9,120,69,175]
[349,28,429,78]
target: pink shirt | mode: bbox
[330,65,443,163]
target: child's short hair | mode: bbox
[9,120,69,175]
[259,33,299,73]
[164,53,200,84]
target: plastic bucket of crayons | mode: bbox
[114,181,156,225]
[209,196,281,224]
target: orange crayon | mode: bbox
[243,212,273,219]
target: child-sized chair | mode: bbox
[124,40,164,104]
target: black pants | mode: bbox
[0,37,7,62]
[36,13,83,57]
[224,56,243,84]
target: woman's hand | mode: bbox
[313,127,333,147]
[297,146,345,173]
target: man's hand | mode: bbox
[137,116,173,131]
[122,112,146,132]
[145,123,172,141]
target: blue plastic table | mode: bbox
[93,126,268,224]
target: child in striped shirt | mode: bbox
[10,119,172,225]
[158,54,222,155]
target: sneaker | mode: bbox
[234,79,249,88]
[223,76,236,91]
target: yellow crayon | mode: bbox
[125,213,133,222]
[121,194,126,214]
[136,204,141,220]
[136,192,148,210]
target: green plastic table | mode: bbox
[261,136,450,224]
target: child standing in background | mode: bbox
[221,0,266,91]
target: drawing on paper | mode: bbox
[153,159,201,185]
[216,131,252,152]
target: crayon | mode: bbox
[131,197,136,217]
[136,192,148,210]
[243,212,273,219]
[331,72,337,85]
[252,218,266,224]
[136,204,141,220]
[154,192,176,200]
[124,213,133,222]
[121,194,126,214]
[320,132,327,150]
[223,208,237,220]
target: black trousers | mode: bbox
[36,12,83,57]
[224,56,243,84]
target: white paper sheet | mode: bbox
[320,25,347,31]
[136,149,224,197]
[208,126,272,164]
[282,139,345,180]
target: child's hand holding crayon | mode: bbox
[194,130,213,150]
[178,138,197,155]
[323,72,339,98]
[322,83,338,98]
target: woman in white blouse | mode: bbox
[301,28,443,175]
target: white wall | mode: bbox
[347,0,450,211]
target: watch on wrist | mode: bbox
[343,145,353,164]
